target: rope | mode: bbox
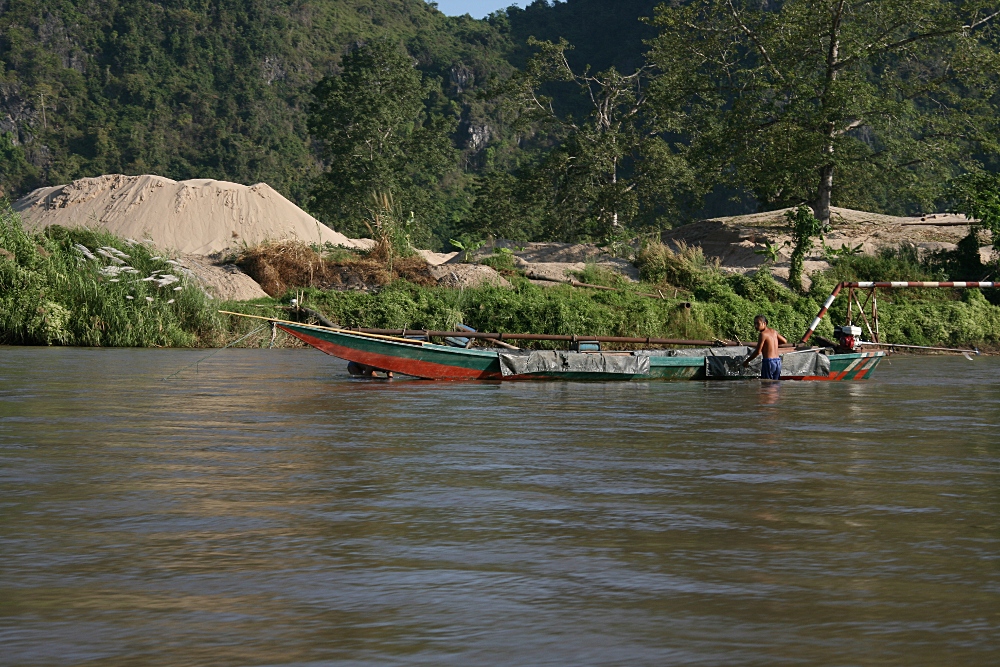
[163,323,270,381]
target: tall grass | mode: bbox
[236,239,434,297]
[0,202,218,346]
[364,192,417,273]
[634,240,720,291]
[296,275,824,348]
[294,250,1000,349]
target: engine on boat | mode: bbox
[833,324,862,353]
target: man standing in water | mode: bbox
[742,315,787,380]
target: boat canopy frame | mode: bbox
[800,281,998,344]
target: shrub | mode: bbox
[236,240,434,296]
[635,240,720,290]
[570,262,629,287]
[479,247,517,273]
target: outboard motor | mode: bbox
[833,324,862,352]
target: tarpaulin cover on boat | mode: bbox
[498,351,651,377]
[704,350,831,378]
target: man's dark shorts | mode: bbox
[761,357,781,380]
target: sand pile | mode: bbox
[176,255,270,301]
[664,206,988,265]
[14,174,363,256]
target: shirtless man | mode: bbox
[742,315,787,380]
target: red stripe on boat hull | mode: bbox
[280,326,501,380]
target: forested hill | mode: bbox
[0,0,514,202]
[5,1,997,251]
[0,0,659,202]
[504,0,658,75]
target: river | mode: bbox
[1,348,998,666]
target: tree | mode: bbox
[0,133,40,198]
[308,38,459,241]
[949,172,1000,268]
[470,38,696,242]
[785,205,824,291]
[648,0,1000,226]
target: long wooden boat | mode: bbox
[218,278,998,382]
[263,318,885,382]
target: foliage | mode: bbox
[948,171,1000,254]
[822,241,864,261]
[634,240,720,291]
[308,38,460,241]
[236,238,433,297]
[478,247,517,273]
[500,0,660,80]
[824,244,943,284]
[0,133,40,197]
[570,263,629,288]
[448,237,487,263]
[648,0,1000,223]
[467,37,699,243]
[0,202,217,346]
[754,239,783,265]
[363,192,419,274]
[786,205,825,292]
[0,0,512,215]
[3,211,999,349]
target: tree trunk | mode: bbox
[611,156,620,228]
[815,162,834,229]
[815,2,844,232]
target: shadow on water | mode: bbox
[1,348,999,666]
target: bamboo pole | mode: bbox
[339,327,731,347]
[219,311,427,346]
[220,311,736,347]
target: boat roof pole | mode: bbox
[800,281,997,344]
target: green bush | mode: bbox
[570,262,629,287]
[826,244,943,283]
[478,247,518,273]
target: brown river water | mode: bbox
[1,347,998,666]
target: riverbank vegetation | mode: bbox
[5,202,997,350]
[210,246,1000,351]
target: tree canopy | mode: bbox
[308,38,460,243]
[648,0,1000,224]
[466,37,697,243]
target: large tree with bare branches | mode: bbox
[648,0,1000,225]
[470,38,696,242]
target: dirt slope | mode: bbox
[662,206,994,287]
